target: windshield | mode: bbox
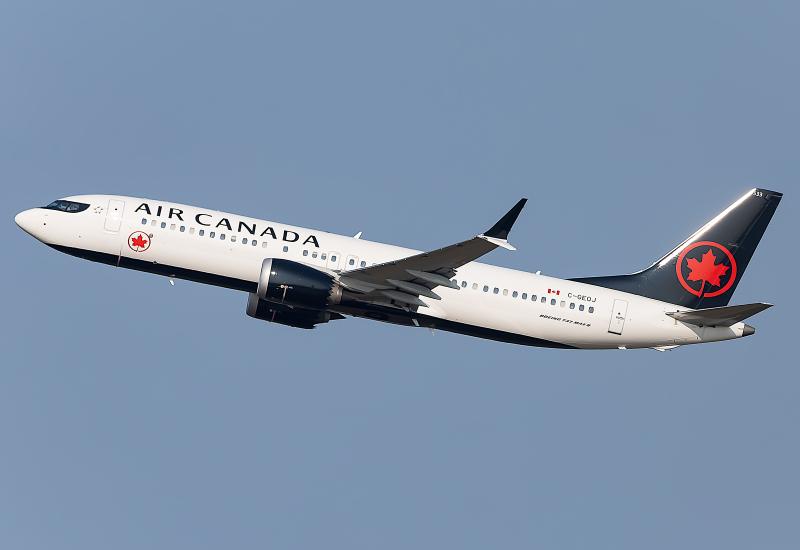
[43,200,90,213]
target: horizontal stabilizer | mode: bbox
[666,302,772,327]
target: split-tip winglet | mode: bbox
[484,198,527,240]
[478,235,517,250]
[480,198,527,250]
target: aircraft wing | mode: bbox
[666,303,772,327]
[337,199,527,308]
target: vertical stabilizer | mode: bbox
[571,188,782,308]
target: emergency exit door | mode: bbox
[608,299,628,335]
[345,254,359,271]
[104,199,125,233]
[327,251,341,270]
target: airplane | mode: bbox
[15,188,781,351]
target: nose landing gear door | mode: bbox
[104,200,125,233]
[608,299,628,335]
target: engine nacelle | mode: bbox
[246,293,344,329]
[256,258,342,309]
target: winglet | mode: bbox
[478,235,517,250]
[484,199,527,240]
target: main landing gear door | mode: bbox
[104,199,125,233]
[608,299,628,335]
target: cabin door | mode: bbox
[104,200,125,233]
[608,299,628,335]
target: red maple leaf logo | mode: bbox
[686,248,729,296]
[131,234,148,248]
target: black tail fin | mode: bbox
[570,188,783,308]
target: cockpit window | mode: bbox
[43,200,90,213]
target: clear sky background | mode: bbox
[2,2,798,548]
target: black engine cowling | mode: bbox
[256,258,342,309]
[246,293,344,329]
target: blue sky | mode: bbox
[2,2,798,548]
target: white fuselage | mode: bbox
[16,195,750,350]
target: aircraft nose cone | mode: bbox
[15,209,36,234]
[742,324,756,337]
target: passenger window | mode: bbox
[472,283,478,290]
[220,234,226,240]
[231,235,236,242]
[141,218,147,225]
[483,285,489,292]
[199,229,204,236]
[569,303,575,309]
[512,291,518,298]
[322,253,327,260]
[360,261,366,267]
[242,238,247,244]
[331,255,337,262]
[493,288,499,294]
[252,240,257,246]
[503,289,508,296]
[170,224,176,230]
[180,226,185,232]
[210,232,215,238]
[189,228,195,234]
[462,281,467,288]
[589,307,594,313]
[262,242,267,248]
[349,258,354,265]
[312,251,318,258]
[550,299,556,305]
[283,246,288,252]
[161,222,166,228]
[151,220,156,227]
[303,250,308,256]
[522,293,527,300]
[560,301,565,307]
[531,295,537,301]
[541,297,546,303]
[579,304,584,311]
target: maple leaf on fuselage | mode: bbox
[686,249,729,288]
[131,234,148,248]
